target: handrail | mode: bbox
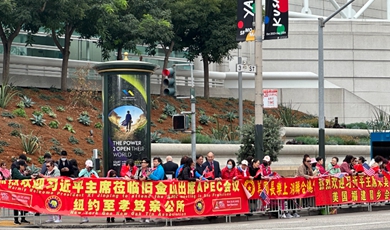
[0,55,225,88]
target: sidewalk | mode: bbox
[0,214,232,229]
[1,204,390,228]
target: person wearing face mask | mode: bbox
[57,151,73,177]
[259,156,273,179]
[178,158,199,181]
[221,159,238,180]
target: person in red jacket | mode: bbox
[120,159,138,179]
[237,160,253,180]
[221,159,238,180]
[120,159,136,223]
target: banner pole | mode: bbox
[254,0,264,160]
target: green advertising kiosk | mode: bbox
[95,54,157,175]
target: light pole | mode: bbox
[175,63,196,160]
[238,44,243,139]
[318,0,354,163]
[254,0,264,161]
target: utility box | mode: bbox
[370,132,390,159]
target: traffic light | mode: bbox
[172,114,188,131]
[162,67,176,97]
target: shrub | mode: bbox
[66,117,74,122]
[225,111,238,122]
[86,137,95,145]
[13,108,27,117]
[40,106,52,114]
[20,132,41,155]
[180,134,212,144]
[16,101,25,109]
[50,145,62,155]
[81,111,89,116]
[69,135,79,144]
[8,122,21,129]
[48,112,57,118]
[275,101,299,127]
[0,147,3,153]
[48,120,60,129]
[1,111,15,118]
[38,155,45,164]
[78,114,91,126]
[163,103,176,117]
[32,110,43,116]
[73,148,85,156]
[158,138,180,143]
[151,131,161,143]
[50,138,61,146]
[39,94,51,101]
[30,114,46,126]
[94,122,103,129]
[0,141,9,146]
[69,66,99,107]
[0,85,18,109]
[168,128,178,134]
[157,118,163,123]
[196,125,203,133]
[151,99,160,110]
[63,123,76,133]
[236,115,284,162]
[53,95,65,101]
[199,114,210,125]
[56,106,66,112]
[97,113,103,119]
[345,122,368,129]
[10,129,20,137]
[31,87,39,92]
[294,136,318,145]
[20,95,35,108]
[160,114,168,120]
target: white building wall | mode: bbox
[206,19,390,119]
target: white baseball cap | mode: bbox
[241,160,248,165]
[263,156,271,162]
[85,160,93,168]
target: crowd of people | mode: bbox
[298,154,389,178]
[3,150,386,224]
[6,151,92,225]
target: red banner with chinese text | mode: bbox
[0,178,249,218]
[315,175,390,206]
[243,177,315,199]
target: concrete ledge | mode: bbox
[283,127,370,137]
[152,144,370,168]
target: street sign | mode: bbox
[236,64,256,73]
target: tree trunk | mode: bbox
[1,42,11,85]
[202,55,210,98]
[161,41,174,96]
[61,50,70,91]
[60,26,74,91]
[0,23,22,85]
[117,46,123,60]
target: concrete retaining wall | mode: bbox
[151,144,370,174]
